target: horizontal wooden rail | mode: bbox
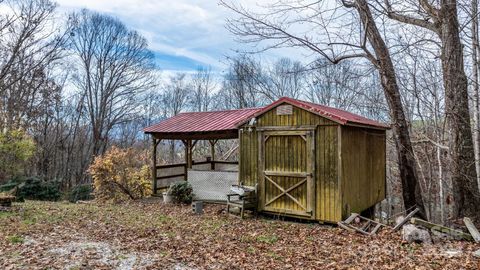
[212,160,238,164]
[157,163,186,169]
[155,159,239,188]
[156,173,185,180]
[156,160,238,169]
[192,161,211,165]
[264,171,311,177]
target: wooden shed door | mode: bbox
[259,130,315,217]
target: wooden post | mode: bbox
[152,137,160,195]
[183,140,189,181]
[187,140,193,168]
[209,139,217,170]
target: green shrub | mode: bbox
[68,184,93,202]
[168,181,193,204]
[17,177,62,201]
[0,181,19,192]
[0,176,62,201]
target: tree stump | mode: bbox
[0,195,15,207]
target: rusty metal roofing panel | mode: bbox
[144,97,389,135]
[143,107,261,133]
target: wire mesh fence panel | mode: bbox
[157,165,185,189]
[156,176,184,189]
[188,169,238,202]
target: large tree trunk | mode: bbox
[471,0,480,199]
[440,1,480,218]
[355,0,426,217]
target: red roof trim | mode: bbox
[235,97,390,129]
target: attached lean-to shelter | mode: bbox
[144,97,389,223]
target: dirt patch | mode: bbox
[48,240,151,269]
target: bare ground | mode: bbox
[0,199,479,269]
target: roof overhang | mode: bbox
[143,107,261,140]
[146,129,239,140]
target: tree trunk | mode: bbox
[471,0,480,195]
[440,0,480,219]
[355,0,426,217]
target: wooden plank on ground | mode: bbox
[393,208,420,231]
[463,217,480,243]
[344,213,359,224]
[411,218,473,241]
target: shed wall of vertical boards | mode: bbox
[239,102,386,223]
[340,126,386,218]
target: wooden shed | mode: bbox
[236,97,389,223]
[144,97,389,223]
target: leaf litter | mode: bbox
[0,199,479,269]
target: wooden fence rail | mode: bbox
[154,160,239,191]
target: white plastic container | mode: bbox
[163,192,173,203]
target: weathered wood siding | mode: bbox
[239,103,342,222]
[263,133,310,215]
[340,126,386,218]
[316,125,340,222]
[239,128,258,187]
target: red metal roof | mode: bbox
[144,97,389,135]
[143,107,261,134]
[236,97,390,129]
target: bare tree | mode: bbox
[163,73,190,117]
[260,58,305,101]
[384,0,480,219]
[69,9,156,156]
[218,55,263,109]
[162,73,190,162]
[305,58,387,120]
[190,67,216,112]
[0,0,68,131]
[221,0,426,216]
[470,0,480,192]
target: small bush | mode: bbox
[0,181,19,192]
[68,184,93,203]
[16,177,62,201]
[89,146,151,202]
[0,176,62,201]
[168,181,193,204]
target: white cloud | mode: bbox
[56,0,232,70]
[55,0,310,72]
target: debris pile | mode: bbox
[338,208,480,258]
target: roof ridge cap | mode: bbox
[178,107,262,114]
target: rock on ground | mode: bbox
[402,224,432,244]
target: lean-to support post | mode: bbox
[209,139,217,170]
[152,137,160,195]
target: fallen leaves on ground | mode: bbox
[0,199,479,269]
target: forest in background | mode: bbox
[1,0,479,225]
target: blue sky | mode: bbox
[55,0,296,74]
